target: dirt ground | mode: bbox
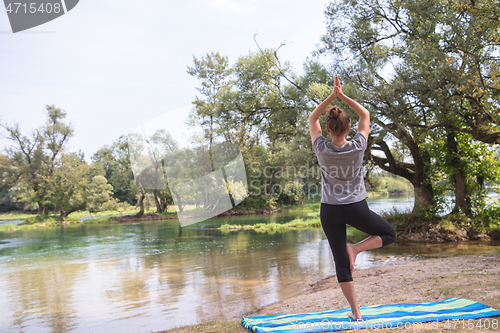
[163,255,500,333]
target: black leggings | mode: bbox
[320,199,396,283]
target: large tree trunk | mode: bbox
[37,202,50,215]
[413,149,436,215]
[37,202,44,215]
[136,181,146,217]
[412,179,435,211]
[160,196,167,212]
[446,132,468,214]
[42,203,49,215]
[369,124,435,216]
[137,193,145,217]
[152,189,162,213]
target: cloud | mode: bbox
[204,0,258,15]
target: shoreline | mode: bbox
[1,200,498,243]
[1,213,499,243]
[160,255,500,333]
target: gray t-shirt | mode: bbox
[312,132,368,205]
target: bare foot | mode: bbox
[348,311,362,321]
[346,244,357,274]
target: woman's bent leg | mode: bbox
[343,200,396,246]
[346,235,382,274]
[343,200,396,271]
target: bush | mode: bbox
[22,214,81,225]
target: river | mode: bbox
[0,195,499,333]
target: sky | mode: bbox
[0,0,332,160]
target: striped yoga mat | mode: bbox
[241,298,500,332]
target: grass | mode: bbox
[23,214,81,224]
[0,214,82,232]
[0,205,168,221]
[80,216,113,224]
[220,216,322,232]
[287,202,321,213]
[0,206,179,232]
[0,212,36,221]
[67,206,161,218]
[220,216,368,242]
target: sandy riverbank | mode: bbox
[251,255,500,317]
[162,255,500,333]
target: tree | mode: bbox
[92,135,140,205]
[86,175,118,214]
[147,129,177,213]
[48,152,89,220]
[1,105,73,214]
[432,131,500,214]
[0,154,19,212]
[318,0,500,215]
[127,130,177,215]
[187,52,233,167]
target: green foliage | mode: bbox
[187,49,322,209]
[1,106,73,214]
[474,197,500,230]
[0,154,19,212]
[86,175,119,214]
[186,52,232,147]
[366,169,413,194]
[91,135,140,205]
[48,152,89,219]
[234,194,277,211]
[429,130,500,214]
[319,0,500,216]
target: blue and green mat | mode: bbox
[241,298,500,332]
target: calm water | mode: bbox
[0,196,499,333]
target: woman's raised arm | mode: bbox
[335,77,370,140]
[308,87,336,143]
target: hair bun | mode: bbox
[330,106,341,119]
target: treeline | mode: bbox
[0,110,178,218]
[1,0,499,228]
[0,107,123,218]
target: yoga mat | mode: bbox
[241,298,500,332]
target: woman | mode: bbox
[308,75,396,321]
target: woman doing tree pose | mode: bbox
[308,75,396,320]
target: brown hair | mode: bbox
[326,105,350,138]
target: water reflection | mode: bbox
[0,210,499,332]
[0,225,340,332]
